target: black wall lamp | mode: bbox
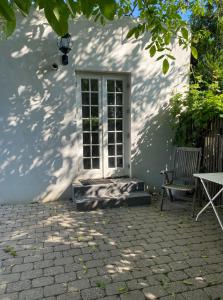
[57,33,72,65]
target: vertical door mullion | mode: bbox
[76,76,84,172]
[123,78,127,173]
[102,77,108,177]
[98,78,104,176]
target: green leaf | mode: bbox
[181,27,189,40]
[67,0,79,17]
[80,0,95,18]
[14,0,31,15]
[166,54,176,60]
[0,0,16,37]
[150,45,156,57]
[145,42,154,50]
[38,0,45,9]
[162,58,169,75]
[98,0,116,20]
[191,46,198,59]
[126,27,135,39]
[156,54,165,61]
[183,280,193,285]
[43,0,69,36]
[164,33,171,45]
[118,287,128,293]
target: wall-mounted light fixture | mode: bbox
[57,33,72,65]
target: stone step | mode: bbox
[75,191,151,211]
[72,178,145,199]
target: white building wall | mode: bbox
[0,13,190,203]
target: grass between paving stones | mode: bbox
[3,245,17,257]
[118,286,128,293]
[96,281,107,289]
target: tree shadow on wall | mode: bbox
[0,12,189,203]
[0,13,78,203]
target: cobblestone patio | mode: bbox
[0,198,223,300]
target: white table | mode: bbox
[194,173,223,231]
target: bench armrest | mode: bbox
[160,170,174,175]
[160,170,174,184]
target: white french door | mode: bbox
[76,73,130,179]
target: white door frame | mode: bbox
[76,72,130,179]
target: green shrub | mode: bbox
[170,79,223,146]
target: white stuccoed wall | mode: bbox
[0,13,190,203]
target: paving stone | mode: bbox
[126,279,144,290]
[184,267,206,277]
[160,294,185,300]
[120,290,145,300]
[44,283,67,297]
[151,274,170,284]
[153,256,172,264]
[74,254,93,263]
[86,259,104,268]
[53,244,71,252]
[32,276,54,287]
[151,264,171,274]
[21,269,42,280]
[81,287,105,300]
[204,272,223,285]
[169,261,189,271]
[143,285,168,299]
[167,271,188,281]
[57,292,81,300]
[0,273,20,284]
[155,248,174,256]
[44,252,63,260]
[170,253,188,262]
[111,272,133,282]
[64,248,82,256]
[24,255,43,263]
[182,289,210,300]
[98,297,119,300]
[68,279,90,292]
[18,287,43,300]
[136,259,155,268]
[187,258,206,267]
[6,280,31,293]
[205,263,223,274]
[54,257,73,266]
[106,282,128,296]
[204,284,223,300]
[65,263,83,272]
[2,258,23,267]
[92,251,111,260]
[55,272,77,284]
[34,260,54,269]
[0,292,19,300]
[165,280,190,294]
[44,266,64,276]
[131,267,152,279]
[77,268,98,279]
[0,283,6,295]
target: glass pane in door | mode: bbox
[107,80,124,168]
[81,78,100,169]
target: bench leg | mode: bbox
[160,188,165,211]
[192,190,196,218]
[168,189,174,202]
